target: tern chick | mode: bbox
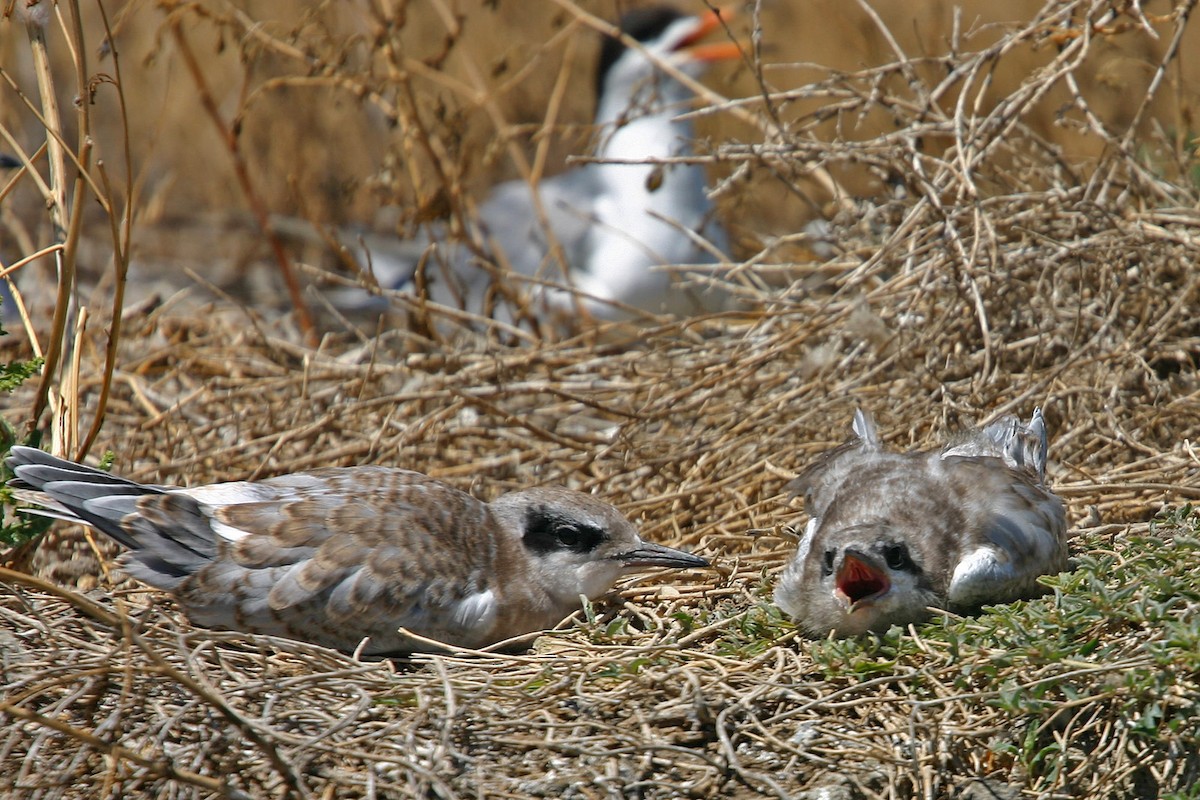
[6,447,708,654]
[774,409,1068,637]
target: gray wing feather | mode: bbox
[945,455,1067,607]
[6,446,217,588]
[318,169,599,316]
[7,447,156,551]
[851,408,881,450]
[943,407,1049,481]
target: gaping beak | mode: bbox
[834,549,890,611]
[615,540,710,570]
[675,7,743,64]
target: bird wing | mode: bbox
[6,446,211,581]
[172,466,506,651]
[475,170,599,278]
[7,447,508,652]
[943,458,1067,608]
[942,408,1049,481]
[327,171,601,318]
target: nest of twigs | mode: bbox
[3,0,1200,798]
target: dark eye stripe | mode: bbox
[522,506,608,555]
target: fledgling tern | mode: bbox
[774,408,1068,637]
[327,5,739,321]
[6,447,708,654]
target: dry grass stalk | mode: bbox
[2,0,1200,797]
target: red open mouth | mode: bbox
[836,552,890,608]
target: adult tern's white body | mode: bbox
[328,6,739,323]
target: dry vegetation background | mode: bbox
[3,0,1200,798]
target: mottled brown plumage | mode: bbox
[6,449,707,654]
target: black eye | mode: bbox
[884,544,912,571]
[556,524,582,548]
[821,549,835,576]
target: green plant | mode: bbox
[0,313,49,548]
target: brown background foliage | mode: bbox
[2,1,1199,798]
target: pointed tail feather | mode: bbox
[7,446,160,551]
[5,446,215,590]
[851,408,881,451]
[944,408,1050,482]
[981,408,1049,481]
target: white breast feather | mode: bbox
[948,546,1013,607]
[451,589,498,631]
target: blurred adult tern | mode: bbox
[774,408,1068,637]
[324,5,740,322]
[7,446,709,655]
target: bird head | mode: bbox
[595,6,742,121]
[779,523,940,637]
[827,527,939,635]
[493,487,708,608]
